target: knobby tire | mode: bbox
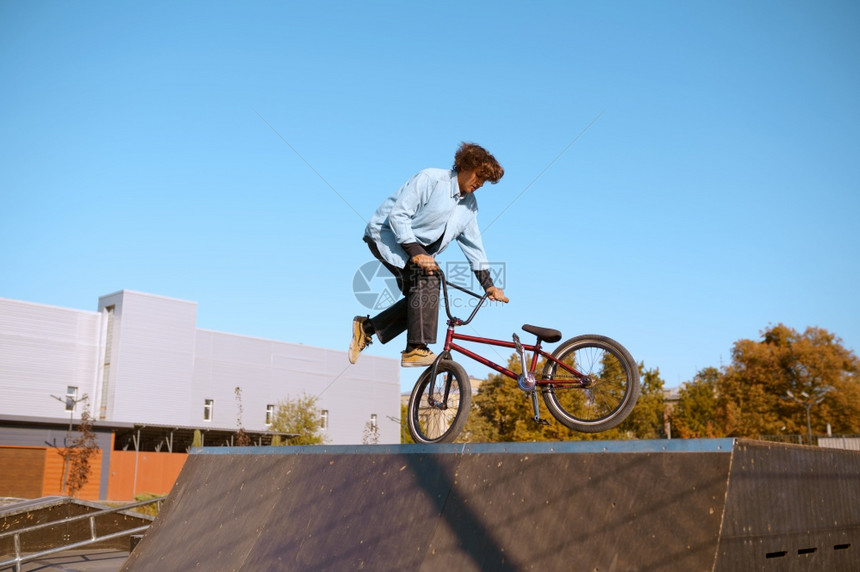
[541,335,640,433]
[407,360,471,444]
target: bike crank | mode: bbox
[530,388,550,425]
[513,333,536,392]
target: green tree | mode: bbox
[671,367,721,438]
[463,353,660,442]
[626,365,666,438]
[401,404,414,444]
[466,355,526,442]
[271,392,329,445]
[716,324,860,438]
[591,364,666,440]
[465,354,571,442]
[233,386,251,446]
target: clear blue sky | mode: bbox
[2,1,858,393]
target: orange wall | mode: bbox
[107,450,188,500]
[0,446,47,497]
[2,445,188,501]
[41,448,104,501]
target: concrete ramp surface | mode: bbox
[122,439,859,571]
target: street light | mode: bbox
[784,387,831,445]
[50,391,89,494]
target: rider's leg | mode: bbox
[405,262,441,348]
[358,239,441,359]
[399,262,440,367]
[361,239,408,344]
[369,261,440,346]
[368,298,407,344]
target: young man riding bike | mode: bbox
[349,142,509,367]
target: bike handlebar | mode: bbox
[437,269,490,326]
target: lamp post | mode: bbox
[50,392,89,494]
[784,387,831,445]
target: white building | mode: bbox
[0,290,400,445]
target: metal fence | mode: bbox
[0,496,163,572]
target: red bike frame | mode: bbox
[410,271,640,443]
[442,327,587,388]
[436,274,588,388]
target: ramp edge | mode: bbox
[191,438,737,456]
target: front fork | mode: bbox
[426,322,460,409]
[426,350,453,409]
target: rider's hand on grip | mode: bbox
[411,254,439,274]
[487,287,509,303]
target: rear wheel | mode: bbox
[542,335,639,433]
[407,360,471,444]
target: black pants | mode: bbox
[365,238,441,346]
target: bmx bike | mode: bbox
[406,271,641,444]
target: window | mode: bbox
[203,399,214,422]
[65,386,78,412]
[321,410,329,430]
[370,413,378,430]
[265,404,275,426]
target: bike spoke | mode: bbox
[419,400,458,439]
[542,336,639,431]
[409,363,470,443]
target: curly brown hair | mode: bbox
[453,142,504,183]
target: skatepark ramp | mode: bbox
[122,439,858,571]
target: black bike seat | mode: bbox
[522,324,562,343]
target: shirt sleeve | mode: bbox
[456,212,490,272]
[387,172,431,246]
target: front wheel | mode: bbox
[407,360,471,444]
[542,335,640,433]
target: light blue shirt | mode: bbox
[364,168,490,271]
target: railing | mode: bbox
[0,496,164,572]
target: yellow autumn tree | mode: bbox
[716,324,860,438]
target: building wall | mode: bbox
[192,329,400,443]
[41,447,104,500]
[0,447,46,497]
[107,450,188,499]
[96,291,197,425]
[0,291,400,446]
[0,425,114,498]
[818,437,860,451]
[0,445,105,500]
[0,298,103,419]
